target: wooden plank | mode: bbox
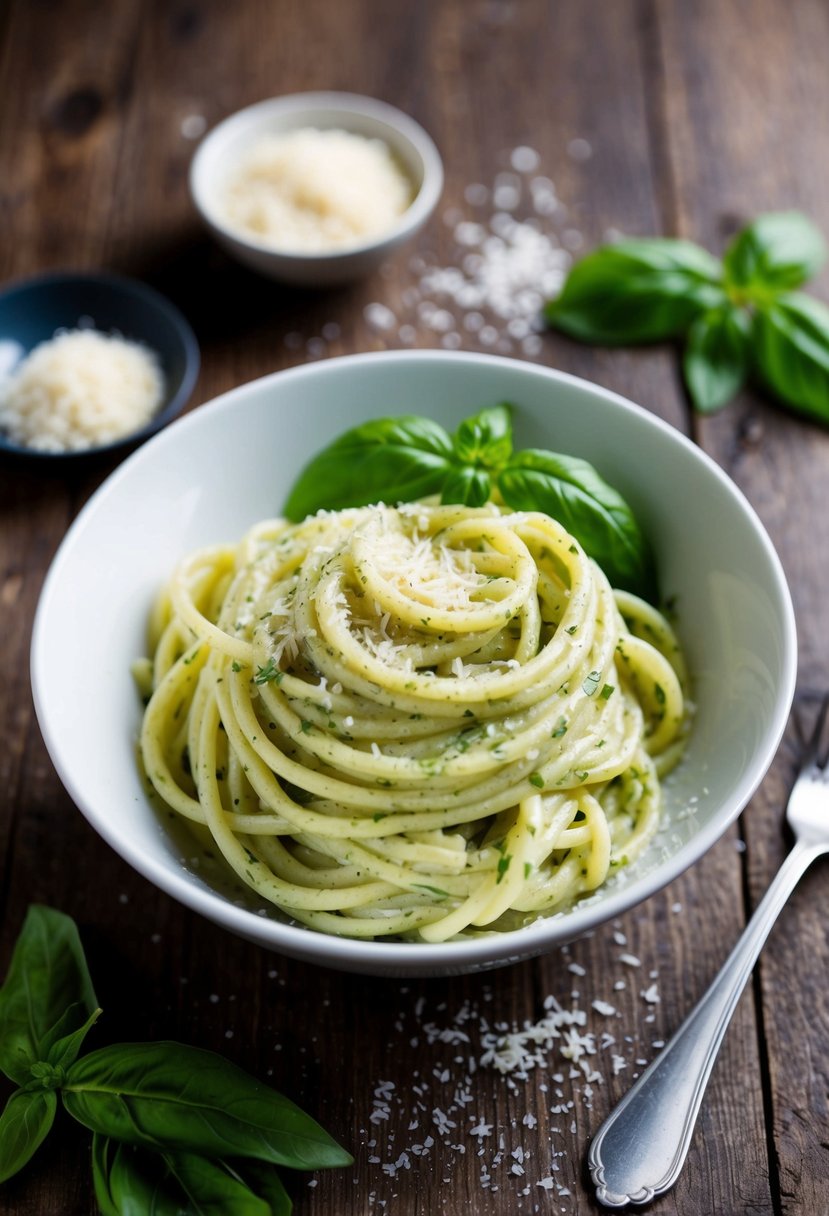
[655,0,829,1211]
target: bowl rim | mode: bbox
[31,350,798,971]
[189,91,445,264]
[0,269,200,461]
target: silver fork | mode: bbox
[588,694,829,1208]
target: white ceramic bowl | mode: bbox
[189,92,443,287]
[31,352,797,976]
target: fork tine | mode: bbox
[799,692,829,769]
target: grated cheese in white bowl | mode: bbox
[221,127,413,254]
[0,328,165,454]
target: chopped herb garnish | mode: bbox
[300,719,313,734]
[529,772,545,789]
[524,862,532,879]
[231,660,243,673]
[412,884,450,899]
[582,670,601,696]
[654,682,666,705]
[496,854,512,883]
[552,717,568,738]
[600,683,615,700]
[254,659,283,685]
[453,724,486,753]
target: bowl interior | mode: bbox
[0,274,199,458]
[190,93,441,256]
[31,353,796,974]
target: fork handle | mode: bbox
[588,839,825,1208]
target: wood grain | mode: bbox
[1,1,827,1212]
[656,2,829,1211]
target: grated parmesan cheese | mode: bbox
[0,329,164,454]
[221,127,413,253]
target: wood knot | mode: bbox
[1,572,23,607]
[48,87,104,137]
[738,414,765,449]
[170,6,204,40]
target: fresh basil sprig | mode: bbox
[283,403,654,598]
[0,906,351,1211]
[545,211,829,421]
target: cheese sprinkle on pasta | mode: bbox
[139,502,688,942]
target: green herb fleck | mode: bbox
[582,671,601,696]
[254,659,283,685]
[496,854,512,884]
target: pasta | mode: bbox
[137,502,688,942]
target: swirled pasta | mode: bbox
[137,502,688,942]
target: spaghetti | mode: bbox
[137,502,688,942]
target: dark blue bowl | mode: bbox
[0,271,200,459]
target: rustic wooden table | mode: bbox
[2,1,828,1212]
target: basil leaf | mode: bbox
[93,1137,276,1216]
[723,211,826,296]
[0,1088,57,1183]
[91,1135,121,1216]
[683,306,752,413]
[0,905,98,1085]
[42,1003,102,1071]
[752,292,829,423]
[452,403,513,467]
[497,450,654,597]
[545,238,726,344]
[93,1134,181,1216]
[440,464,491,507]
[63,1042,352,1170]
[283,416,454,520]
[168,1153,275,1216]
[234,1161,293,1215]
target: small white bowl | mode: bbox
[31,352,796,977]
[189,92,444,287]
